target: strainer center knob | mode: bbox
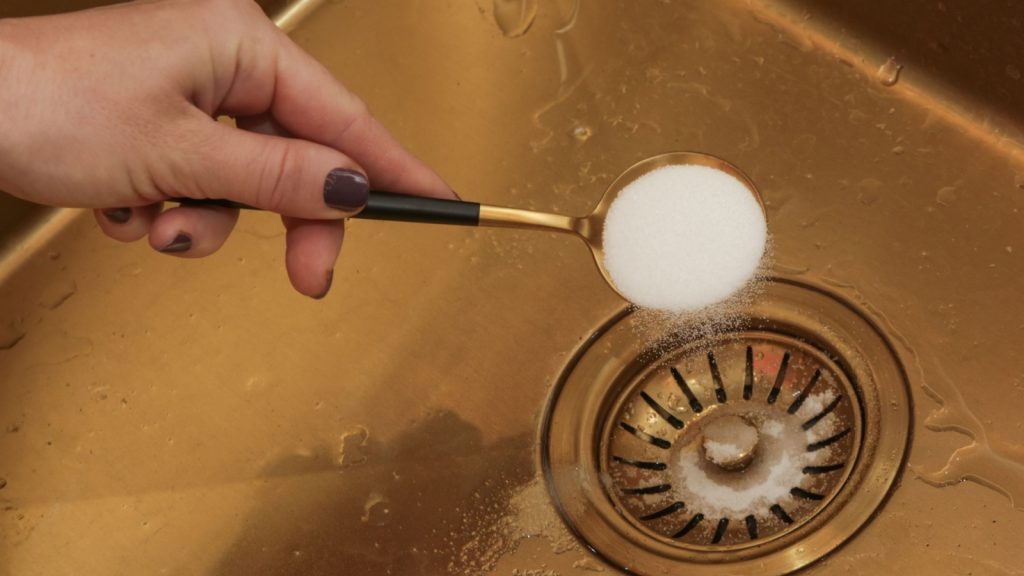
[700,415,759,471]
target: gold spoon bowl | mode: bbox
[474,151,766,301]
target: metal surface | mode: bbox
[2,0,1024,574]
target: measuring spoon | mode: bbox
[176,151,764,301]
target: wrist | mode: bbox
[0,20,9,76]
[0,19,20,99]
[0,18,26,195]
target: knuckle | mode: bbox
[197,0,263,23]
[256,141,295,213]
[336,94,370,139]
[348,93,370,117]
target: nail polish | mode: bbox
[323,168,369,210]
[312,269,334,300]
[102,208,132,224]
[160,233,192,253]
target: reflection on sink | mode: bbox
[1,0,1023,574]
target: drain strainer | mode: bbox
[542,278,911,575]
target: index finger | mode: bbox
[221,23,455,200]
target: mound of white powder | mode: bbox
[602,164,768,312]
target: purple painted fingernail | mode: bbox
[312,269,334,300]
[160,233,192,253]
[102,208,132,224]
[323,168,369,211]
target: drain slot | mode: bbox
[670,367,704,413]
[767,352,790,405]
[640,391,685,429]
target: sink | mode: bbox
[2,0,1023,574]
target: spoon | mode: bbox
[175,151,764,301]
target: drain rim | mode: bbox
[541,277,912,575]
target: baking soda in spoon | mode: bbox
[602,164,768,312]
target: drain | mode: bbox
[607,333,859,547]
[542,278,911,575]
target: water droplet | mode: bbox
[47,333,92,363]
[936,186,957,206]
[848,109,869,124]
[119,263,142,277]
[0,478,7,490]
[857,178,883,206]
[361,492,392,526]
[876,57,902,86]
[493,0,538,38]
[0,324,25,351]
[891,145,905,155]
[1006,246,1014,254]
[1007,64,1022,81]
[38,280,77,310]
[244,375,268,392]
[47,251,60,261]
[338,425,370,468]
[571,124,593,143]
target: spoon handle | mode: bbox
[172,193,578,234]
[172,192,481,226]
[360,191,480,225]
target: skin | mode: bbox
[0,0,455,298]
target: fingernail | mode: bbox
[160,233,192,253]
[323,168,369,211]
[312,269,334,300]
[102,208,132,224]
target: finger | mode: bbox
[236,113,462,201]
[219,30,455,200]
[236,116,346,299]
[185,118,370,219]
[93,203,162,242]
[281,216,344,299]
[147,205,239,258]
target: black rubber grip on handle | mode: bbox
[170,192,480,226]
[356,191,480,226]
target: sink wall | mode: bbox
[2,1,1023,574]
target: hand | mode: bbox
[0,0,454,298]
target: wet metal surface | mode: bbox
[2,0,1024,574]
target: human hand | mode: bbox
[0,0,454,298]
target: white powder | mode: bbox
[603,164,768,312]
[704,440,743,462]
[795,389,837,422]
[677,443,805,517]
[761,419,784,439]
[672,412,835,519]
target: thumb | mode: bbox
[185,119,368,219]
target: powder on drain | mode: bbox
[602,164,768,312]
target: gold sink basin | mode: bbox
[2,0,1024,574]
